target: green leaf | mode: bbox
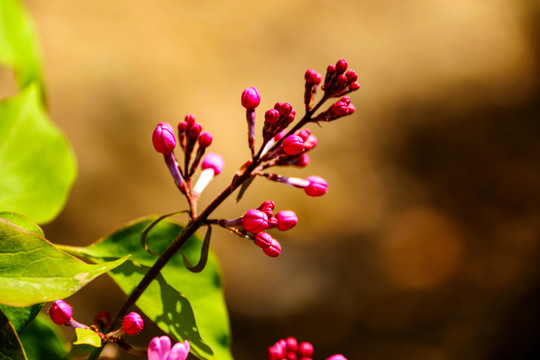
[0,307,27,360]
[0,303,42,333]
[61,217,233,360]
[0,0,43,90]
[0,217,128,307]
[0,212,44,333]
[0,84,76,224]
[0,212,44,237]
[19,313,68,360]
[109,261,213,359]
[73,328,101,348]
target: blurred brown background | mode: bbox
[6,0,540,359]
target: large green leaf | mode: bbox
[61,217,233,360]
[0,212,43,332]
[0,84,76,224]
[109,260,213,359]
[19,313,68,360]
[0,217,128,307]
[0,307,27,360]
[0,0,42,90]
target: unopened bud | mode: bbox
[304,135,318,150]
[282,135,305,156]
[305,176,328,196]
[122,312,144,335]
[295,128,311,141]
[336,59,348,73]
[275,210,298,231]
[299,342,314,357]
[187,122,202,139]
[336,74,348,87]
[241,87,261,109]
[152,122,176,154]
[198,131,213,147]
[255,232,273,248]
[350,81,361,91]
[286,337,299,353]
[258,200,275,217]
[304,69,322,84]
[201,152,224,175]
[185,114,196,124]
[263,238,281,257]
[327,355,347,360]
[243,209,269,233]
[345,69,358,83]
[265,109,280,125]
[49,300,72,325]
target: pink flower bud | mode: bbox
[268,343,286,360]
[255,232,273,248]
[170,340,190,360]
[304,135,318,150]
[347,104,356,114]
[275,210,298,231]
[201,152,224,175]
[295,128,311,141]
[265,109,280,125]
[198,131,213,147]
[292,153,310,168]
[327,355,347,360]
[337,74,348,87]
[287,353,298,360]
[336,59,348,73]
[177,121,187,133]
[350,81,360,91]
[185,114,196,124]
[276,102,293,117]
[345,69,358,83]
[122,312,144,335]
[263,238,281,257]
[243,209,269,233]
[258,200,275,217]
[299,342,314,357]
[241,87,261,109]
[304,69,322,84]
[187,122,202,139]
[49,300,72,325]
[286,337,299,353]
[327,64,336,73]
[268,217,278,229]
[152,122,176,154]
[340,96,351,105]
[282,135,305,156]
[305,176,328,196]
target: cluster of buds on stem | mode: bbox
[152,114,224,211]
[268,336,347,360]
[218,200,298,257]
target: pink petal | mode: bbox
[147,336,171,360]
[169,340,190,360]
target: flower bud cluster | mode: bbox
[322,59,360,98]
[314,96,355,122]
[263,102,297,141]
[268,337,347,360]
[152,114,223,197]
[219,201,298,258]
